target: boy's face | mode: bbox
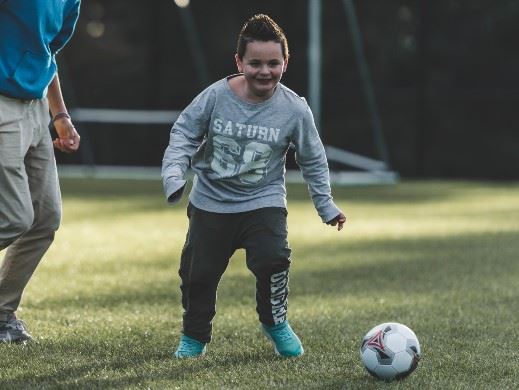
[235,40,288,99]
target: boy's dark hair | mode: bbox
[236,14,289,60]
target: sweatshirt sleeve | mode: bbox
[291,103,342,223]
[49,0,81,54]
[161,87,215,204]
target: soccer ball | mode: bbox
[360,322,421,380]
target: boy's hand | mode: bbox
[53,117,80,153]
[327,212,346,231]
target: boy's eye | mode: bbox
[248,61,281,68]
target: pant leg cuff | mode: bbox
[0,311,14,323]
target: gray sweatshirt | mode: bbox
[162,75,341,223]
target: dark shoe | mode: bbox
[0,314,33,343]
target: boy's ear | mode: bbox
[283,59,289,73]
[235,53,243,73]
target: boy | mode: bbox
[162,14,345,358]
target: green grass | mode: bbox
[1,179,519,389]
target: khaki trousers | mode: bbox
[0,94,61,322]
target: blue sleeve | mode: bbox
[50,0,81,54]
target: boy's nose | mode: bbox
[259,65,270,74]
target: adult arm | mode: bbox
[47,73,80,153]
[49,0,81,54]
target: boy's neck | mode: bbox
[228,75,276,103]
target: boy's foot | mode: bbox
[0,315,33,343]
[262,321,304,357]
[174,335,207,358]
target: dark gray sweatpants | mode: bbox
[179,203,291,343]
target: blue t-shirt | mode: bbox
[0,0,81,99]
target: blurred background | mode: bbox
[56,0,518,179]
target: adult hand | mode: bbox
[327,212,346,231]
[53,116,80,153]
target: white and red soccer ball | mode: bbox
[360,322,421,380]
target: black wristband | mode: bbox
[52,112,71,123]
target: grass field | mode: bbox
[1,179,518,389]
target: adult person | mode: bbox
[0,0,81,343]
